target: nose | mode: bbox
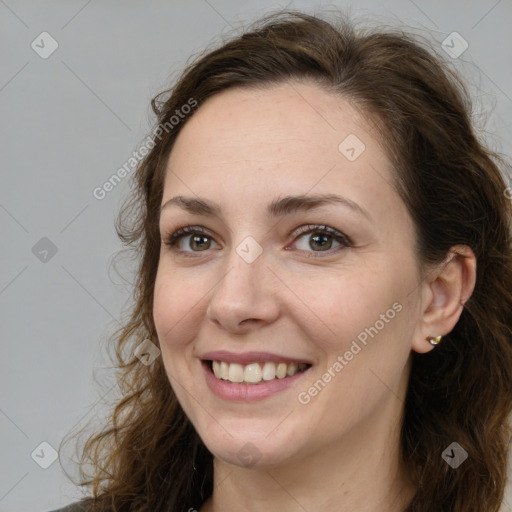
[205,244,281,333]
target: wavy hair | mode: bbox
[61,10,512,512]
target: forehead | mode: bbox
[168,81,378,168]
[162,82,404,227]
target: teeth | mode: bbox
[262,362,276,381]
[286,363,298,376]
[220,361,229,380]
[276,363,287,379]
[228,363,244,383]
[244,363,262,383]
[211,360,309,384]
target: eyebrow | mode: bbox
[160,193,371,220]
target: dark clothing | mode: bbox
[48,502,90,512]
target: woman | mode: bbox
[54,10,512,512]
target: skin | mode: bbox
[153,81,476,512]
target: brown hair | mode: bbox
[61,10,512,512]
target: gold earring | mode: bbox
[427,335,442,345]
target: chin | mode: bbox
[193,416,311,470]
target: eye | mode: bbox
[163,226,219,255]
[290,224,351,257]
[163,224,352,258]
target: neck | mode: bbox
[200,374,416,512]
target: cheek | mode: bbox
[153,268,203,350]
[289,266,402,355]
[153,270,205,409]
[295,292,413,430]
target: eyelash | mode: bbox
[163,224,352,259]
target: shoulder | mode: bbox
[47,501,91,512]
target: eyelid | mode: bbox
[291,224,352,246]
[162,224,351,257]
[163,225,218,256]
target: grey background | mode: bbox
[1,1,511,511]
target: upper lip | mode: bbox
[200,350,313,366]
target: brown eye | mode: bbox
[292,225,351,255]
[187,234,211,251]
[309,233,333,250]
[164,226,219,254]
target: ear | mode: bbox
[411,245,477,354]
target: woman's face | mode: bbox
[154,82,424,468]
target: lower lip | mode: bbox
[202,361,310,402]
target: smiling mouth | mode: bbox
[206,360,311,384]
